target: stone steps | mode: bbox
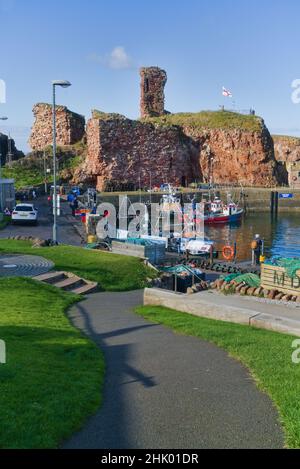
[34,271,98,295]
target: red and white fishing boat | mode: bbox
[203,197,243,224]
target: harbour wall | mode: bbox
[100,188,300,213]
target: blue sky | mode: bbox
[1,0,300,151]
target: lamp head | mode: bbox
[52,80,72,88]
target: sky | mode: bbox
[1,0,300,151]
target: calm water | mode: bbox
[205,213,300,261]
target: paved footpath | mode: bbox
[64,291,284,449]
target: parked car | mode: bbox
[11,204,38,225]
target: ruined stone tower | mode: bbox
[140,67,167,118]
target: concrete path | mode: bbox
[64,291,283,449]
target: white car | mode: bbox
[11,204,38,225]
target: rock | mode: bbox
[275,293,284,300]
[187,287,194,295]
[291,296,298,302]
[254,287,263,296]
[296,296,300,303]
[0,133,23,166]
[273,135,300,164]
[282,295,293,302]
[263,289,270,298]
[267,290,278,300]
[216,279,225,289]
[240,286,249,295]
[236,283,245,293]
[247,287,256,296]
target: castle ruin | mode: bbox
[29,67,283,189]
[140,67,167,118]
[29,103,85,151]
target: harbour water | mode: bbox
[206,213,300,261]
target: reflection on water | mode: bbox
[205,213,300,261]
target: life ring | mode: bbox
[222,245,235,261]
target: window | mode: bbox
[144,78,149,93]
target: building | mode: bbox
[287,162,300,189]
[0,179,15,211]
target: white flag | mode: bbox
[222,86,233,98]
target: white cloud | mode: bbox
[108,46,132,69]
[87,46,134,70]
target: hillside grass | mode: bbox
[0,277,104,448]
[136,305,300,449]
[2,166,46,189]
[3,141,86,190]
[144,110,263,132]
[272,134,300,145]
[0,239,155,291]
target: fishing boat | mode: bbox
[202,197,243,224]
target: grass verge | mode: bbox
[135,305,300,449]
[0,277,104,449]
[0,239,155,291]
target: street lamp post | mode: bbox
[0,117,8,212]
[52,81,71,243]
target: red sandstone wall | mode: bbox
[83,114,282,190]
[140,67,167,118]
[86,115,197,191]
[29,103,85,150]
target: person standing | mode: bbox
[252,234,263,265]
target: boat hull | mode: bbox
[204,209,244,225]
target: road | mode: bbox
[0,197,83,246]
[64,291,283,449]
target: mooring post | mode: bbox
[270,191,274,215]
[274,191,279,216]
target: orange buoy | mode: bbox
[222,245,235,261]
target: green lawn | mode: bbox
[136,305,300,449]
[0,277,104,449]
[0,239,155,291]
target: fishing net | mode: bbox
[222,273,261,288]
[264,257,300,279]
